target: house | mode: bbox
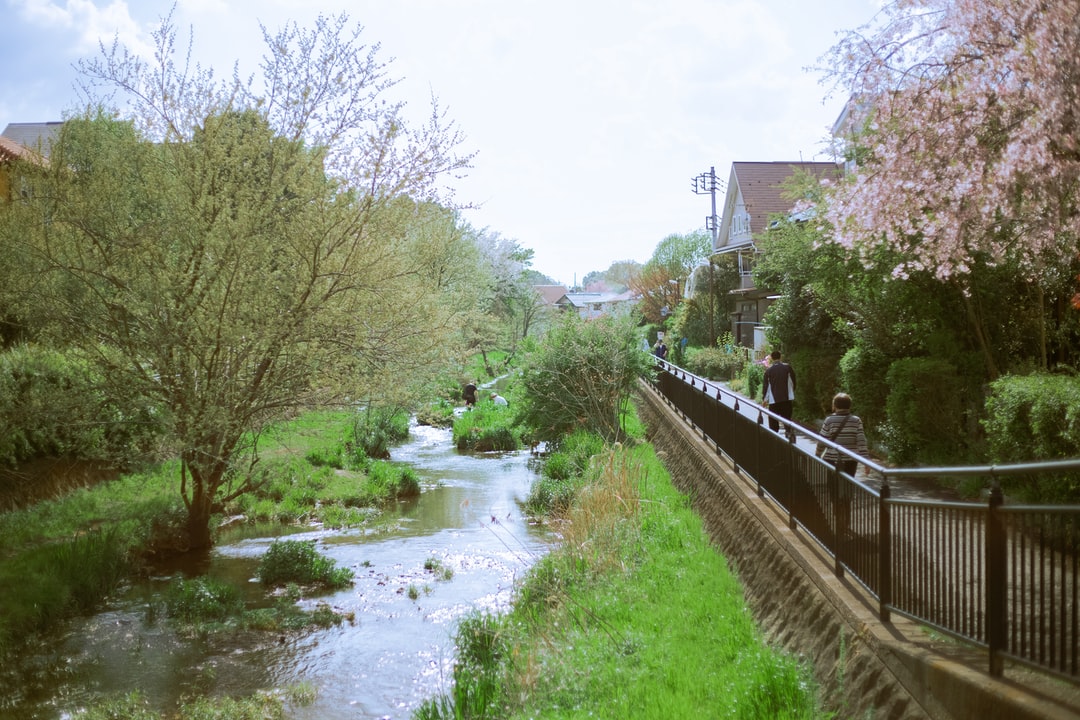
[534,284,569,306]
[555,291,637,321]
[712,161,842,350]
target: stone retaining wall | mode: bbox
[637,384,1080,720]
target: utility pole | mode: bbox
[691,167,724,346]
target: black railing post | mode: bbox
[987,480,1006,677]
[879,477,892,622]
[833,466,845,579]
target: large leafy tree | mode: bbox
[1,14,471,550]
[629,230,711,325]
[821,0,1080,379]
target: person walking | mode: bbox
[761,350,796,440]
[654,339,668,360]
[816,392,869,540]
[815,393,869,477]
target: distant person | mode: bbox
[654,340,668,360]
[490,392,508,407]
[815,393,869,477]
[762,350,796,440]
[463,381,478,408]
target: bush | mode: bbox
[517,314,652,443]
[165,576,244,622]
[350,406,410,459]
[883,357,967,465]
[0,344,161,467]
[526,430,606,516]
[685,347,747,381]
[984,372,1080,502]
[257,540,354,589]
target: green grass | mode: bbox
[416,440,824,719]
[453,400,523,451]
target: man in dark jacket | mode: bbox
[762,350,796,440]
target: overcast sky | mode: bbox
[0,0,880,286]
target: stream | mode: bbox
[2,419,553,719]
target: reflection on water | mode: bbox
[1,421,552,719]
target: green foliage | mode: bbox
[360,460,421,499]
[743,359,765,401]
[453,401,522,451]
[684,344,748,381]
[525,430,607,516]
[351,407,411,460]
[257,540,354,590]
[883,357,967,465]
[984,373,1080,502]
[165,577,245,623]
[0,344,160,467]
[517,313,651,444]
[669,256,740,348]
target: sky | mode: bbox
[0,0,882,287]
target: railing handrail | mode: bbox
[653,358,1080,483]
[648,358,1080,684]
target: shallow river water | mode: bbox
[3,420,552,720]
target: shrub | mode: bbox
[884,356,967,465]
[685,346,746,380]
[984,372,1080,502]
[517,313,652,443]
[351,406,410,459]
[257,540,354,589]
[0,344,162,467]
[165,576,244,623]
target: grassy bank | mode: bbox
[0,409,416,661]
[418,430,823,718]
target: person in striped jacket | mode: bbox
[815,393,869,477]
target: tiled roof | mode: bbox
[0,135,32,163]
[731,161,841,237]
[534,284,570,305]
[1,121,63,157]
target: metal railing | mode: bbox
[648,361,1080,682]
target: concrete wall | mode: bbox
[637,384,1080,720]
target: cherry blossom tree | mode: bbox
[819,0,1080,376]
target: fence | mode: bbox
[649,361,1080,682]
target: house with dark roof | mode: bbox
[712,161,842,349]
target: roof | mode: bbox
[731,161,841,237]
[556,291,635,308]
[0,135,35,163]
[534,284,570,305]
[1,121,64,157]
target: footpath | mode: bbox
[637,383,1080,720]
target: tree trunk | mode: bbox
[183,463,216,551]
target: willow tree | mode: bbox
[2,13,471,550]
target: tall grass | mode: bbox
[417,441,824,719]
